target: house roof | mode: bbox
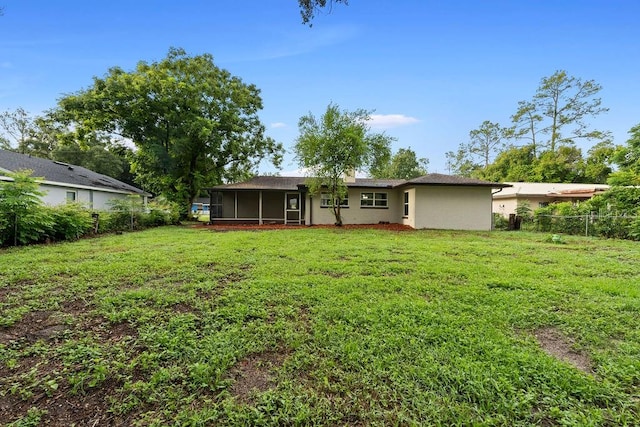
[0,149,149,195]
[493,182,609,199]
[400,173,511,188]
[209,174,509,191]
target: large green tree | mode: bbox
[370,147,428,180]
[294,103,392,226]
[528,70,610,152]
[609,123,640,185]
[56,48,282,214]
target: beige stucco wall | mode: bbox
[493,196,551,217]
[306,187,402,225]
[412,186,493,230]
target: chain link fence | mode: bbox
[534,213,640,239]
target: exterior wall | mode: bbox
[39,183,141,210]
[413,186,493,230]
[307,187,402,225]
[493,196,561,217]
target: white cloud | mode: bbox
[271,122,287,129]
[368,114,420,129]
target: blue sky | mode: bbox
[1,0,639,174]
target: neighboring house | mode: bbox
[0,149,150,209]
[191,197,210,215]
[208,174,510,230]
[493,182,610,217]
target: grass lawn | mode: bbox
[1,226,639,426]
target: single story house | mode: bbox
[493,182,610,217]
[0,149,150,209]
[208,174,510,230]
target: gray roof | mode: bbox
[400,173,511,188]
[0,149,148,195]
[210,174,509,191]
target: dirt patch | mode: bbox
[1,375,133,427]
[533,327,593,374]
[0,311,69,345]
[228,349,290,404]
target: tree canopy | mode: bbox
[453,70,614,184]
[609,124,640,185]
[371,147,428,180]
[56,48,283,214]
[294,103,392,225]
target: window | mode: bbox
[320,192,348,208]
[66,191,77,202]
[403,191,409,217]
[360,192,388,208]
[538,202,549,208]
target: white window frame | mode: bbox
[66,191,77,203]
[320,192,349,208]
[360,192,388,208]
[403,191,409,217]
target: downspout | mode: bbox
[309,194,313,226]
[491,187,505,231]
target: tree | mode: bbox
[370,147,428,179]
[468,120,508,168]
[476,145,538,182]
[0,170,47,246]
[510,100,543,157]
[0,107,36,154]
[609,123,640,185]
[534,146,586,183]
[532,70,610,152]
[56,48,283,215]
[299,0,347,25]
[445,145,480,177]
[52,135,135,185]
[294,103,392,226]
[583,141,616,184]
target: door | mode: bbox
[285,193,301,224]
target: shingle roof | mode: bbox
[400,173,511,188]
[210,174,508,191]
[0,149,148,195]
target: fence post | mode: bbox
[585,214,588,237]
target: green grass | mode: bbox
[1,227,639,426]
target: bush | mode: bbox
[493,213,509,230]
[46,203,94,241]
[0,170,52,246]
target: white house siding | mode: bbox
[307,188,402,225]
[412,186,493,230]
[39,183,143,210]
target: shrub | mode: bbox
[0,170,52,246]
[492,213,509,230]
[46,203,94,241]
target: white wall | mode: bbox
[39,183,143,210]
[413,186,493,230]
